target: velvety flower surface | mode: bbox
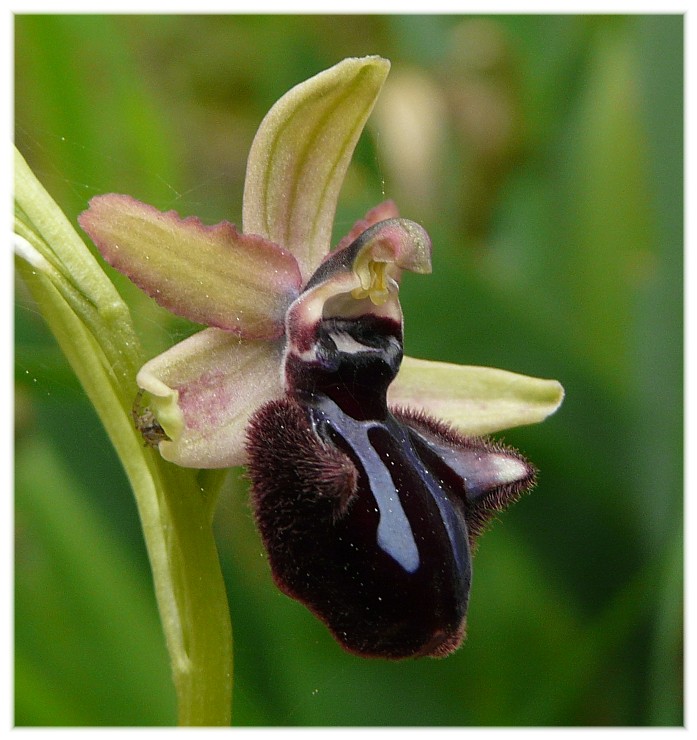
[80,56,563,659]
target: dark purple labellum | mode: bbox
[245,224,536,659]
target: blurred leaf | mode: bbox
[565,24,654,391]
[15,147,233,725]
[15,435,175,725]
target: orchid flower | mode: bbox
[79,56,563,659]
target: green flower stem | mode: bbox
[14,148,233,726]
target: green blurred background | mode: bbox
[14,14,683,726]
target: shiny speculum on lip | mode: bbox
[245,221,536,659]
[247,394,473,659]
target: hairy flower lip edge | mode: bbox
[244,363,541,658]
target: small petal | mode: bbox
[136,328,285,468]
[243,56,391,281]
[79,194,302,339]
[331,200,401,254]
[389,356,564,435]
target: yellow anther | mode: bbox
[352,259,391,305]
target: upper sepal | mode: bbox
[243,56,391,281]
